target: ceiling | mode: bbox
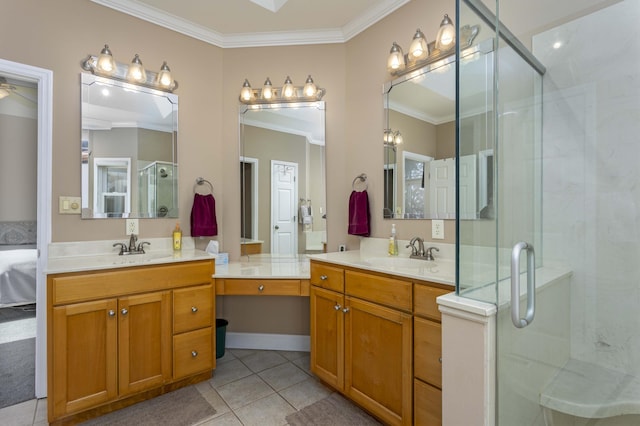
[92,0,410,48]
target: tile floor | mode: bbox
[0,348,342,426]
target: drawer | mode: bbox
[414,379,442,426]
[310,262,344,292]
[51,260,214,305]
[345,270,412,312]
[173,327,213,379]
[414,284,451,321]
[217,279,301,296]
[414,317,442,388]
[173,285,213,334]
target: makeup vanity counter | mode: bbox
[46,239,215,425]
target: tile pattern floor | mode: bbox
[0,349,344,426]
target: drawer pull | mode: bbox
[439,357,442,363]
[108,310,116,317]
[191,306,198,313]
[320,275,328,280]
[121,308,128,316]
[258,285,265,292]
[342,307,350,314]
[191,350,198,358]
[334,303,341,311]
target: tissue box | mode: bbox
[214,253,228,265]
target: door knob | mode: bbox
[275,225,280,230]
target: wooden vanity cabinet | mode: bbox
[310,261,413,426]
[48,260,215,424]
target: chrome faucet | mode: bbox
[113,234,150,255]
[406,237,439,261]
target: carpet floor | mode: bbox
[0,337,35,409]
[80,385,217,425]
[286,393,382,425]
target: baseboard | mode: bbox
[225,332,310,352]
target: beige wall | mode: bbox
[0,0,457,252]
[0,114,37,221]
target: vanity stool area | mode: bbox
[46,250,215,425]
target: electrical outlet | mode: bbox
[432,220,445,240]
[338,244,347,252]
[126,219,139,235]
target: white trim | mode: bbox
[0,59,53,398]
[225,332,310,352]
[91,0,409,48]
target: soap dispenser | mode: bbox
[172,222,182,251]
[388,223,399,256]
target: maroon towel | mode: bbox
[348,190,370,237]
[191,193,218,237]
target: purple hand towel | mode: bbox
[191,193,218,237]
[348,190,370,237]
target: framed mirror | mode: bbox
[383,43,492,220]
[81,73,178,219]
[240,101,326,257]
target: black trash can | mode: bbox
[215,318,228,359]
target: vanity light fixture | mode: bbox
[81,44,178,92]
[386,17,480,77]
[238,74,325,105]
[384,129,403,146]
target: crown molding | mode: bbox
[92,0,410,48]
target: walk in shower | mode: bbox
[456,0,640,424]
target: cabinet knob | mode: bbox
[320,275,328,280]
[334,303,341,311]
[191,306,198,313]
[342,307,350,314]
[439,357,442,363]
[258,285,265,292]
[108,310,116,317]
[121,308,128,316]
[191,350,198,358]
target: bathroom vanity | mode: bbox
[308,249,453,426]
[46,248,215,425]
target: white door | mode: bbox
[429,158,455,218]
[271,160,297,254]
[458,154,477,219]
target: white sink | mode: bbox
[362,257,437,269]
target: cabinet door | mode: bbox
[345,296,413,426]
[51,299,118,418]
[118,291,172,396]
[310,285,344,391]
[414,379,442,426]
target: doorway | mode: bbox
[0,59,53,402]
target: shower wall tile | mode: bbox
[534,0,640,376]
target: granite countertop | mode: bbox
[46,238,214,274]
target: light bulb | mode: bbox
[282,76,295,99]
[387,42,405,73]
[435,14,456,50]
[240,79,253,102]
[157,62,173,88]
[0,88,10,99]
[262,77,273,99]
[126,54,147,83]
[394,131,403,145]
[303,75,317,97]
[96,44,116,74]
[408,29,428,61]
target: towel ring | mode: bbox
[194,177,213,194]
[352,173,368,192]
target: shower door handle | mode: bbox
[510,241,535,328]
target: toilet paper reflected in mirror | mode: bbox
[205,240,219,254]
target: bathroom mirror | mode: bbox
[383,49,492,220]
[81,73,178,219]
[240,101,326,257]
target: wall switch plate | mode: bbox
[126,219,139,235]
[432,220,445,240]
[59,196,81,214]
